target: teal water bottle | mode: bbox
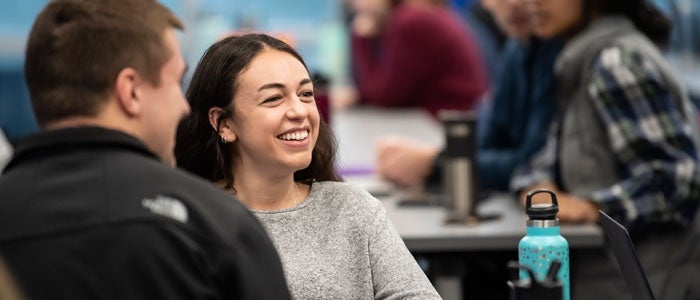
[518,189,570,300]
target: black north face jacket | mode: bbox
[0,126,290,300]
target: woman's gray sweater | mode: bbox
[253,181,441,299]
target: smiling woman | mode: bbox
[174,33,441,299]
[209,48,321,198]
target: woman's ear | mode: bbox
[208,107,237,143]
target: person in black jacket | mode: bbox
[0,1,291,299]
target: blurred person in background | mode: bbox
[511,0,700,298]
[340,0,489,116]
[0,1,290,299]
[456,0,510,84]
[651,0,700,57]
[376,1,561,296]
[175,33,441,300]
[651,0,700,106]
[376,0,562,193]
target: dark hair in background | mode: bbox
[586,0,671,46]
[24,0,183,127]
[175,34,341,191]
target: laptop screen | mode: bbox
[598,210,656,300]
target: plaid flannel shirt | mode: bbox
[512,45,700,228]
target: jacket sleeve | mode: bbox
[478,117,552,191]
[485,40,560,192]
[509,128,559,193]
[478,94,556,190]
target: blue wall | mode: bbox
[0,0,345,141]
[0,0,44,141]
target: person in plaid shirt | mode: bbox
[512,0,700,298]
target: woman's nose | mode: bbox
[286,96,308,120]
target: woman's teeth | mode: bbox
[279,130,308,141]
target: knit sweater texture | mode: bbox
[253,181,440,299]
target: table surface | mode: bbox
[381,192,603,252]
[334,108,604,253]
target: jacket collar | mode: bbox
[555,16,636,74]
[4,126,158,172]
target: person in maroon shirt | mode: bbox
[348,0,489,116]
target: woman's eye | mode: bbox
[263,96,282,103]
[300,91,315,100]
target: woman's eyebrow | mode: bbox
[258,78,312,91]
[258,82,286,92]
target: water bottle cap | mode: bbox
[525,189,559,220]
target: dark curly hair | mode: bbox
[175,34,341,190]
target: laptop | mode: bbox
[598,210,656,300]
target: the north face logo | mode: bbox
[142,195,188,223]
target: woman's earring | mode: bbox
[220,135,227,144]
